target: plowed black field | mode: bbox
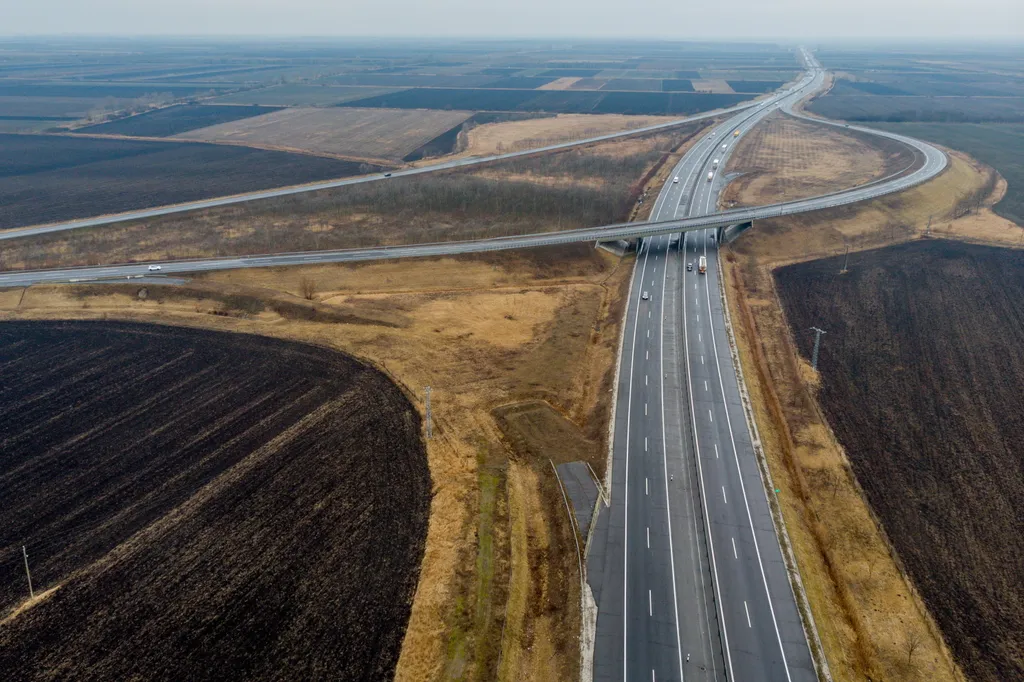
[776,240,1024,682]
[0,321,430,681]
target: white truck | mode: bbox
[707,171,714,182]
[698,255,707,274]
[712,158,719,168]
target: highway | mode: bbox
[588,50,827,682]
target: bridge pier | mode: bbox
[720,220,754,244]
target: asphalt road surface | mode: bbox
[589,51,828,682]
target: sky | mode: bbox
[3,0,1022,40]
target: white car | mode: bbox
[641,291,649,301]
[148,265,162,271]
[673,177,679,184]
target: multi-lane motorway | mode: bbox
[589,53,827,682]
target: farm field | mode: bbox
[807,93,1024,123]
[0,120,707,269]
[179,107,473,162]
[0,134,374,231]
[871,122,1024,225]
[810,45,1024,123]
[775,240,1024,682]
[457,112,678,155]
[339,87,750,115]
[77,104,281,137]
[209,84,407,106]
[0,320,430,681]
[716,119,1008,681]
[0,243,633,681]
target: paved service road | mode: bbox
[0,52,946,289]
[0,103,755,241]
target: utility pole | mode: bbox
[424,386,432,440]
[810,327,827,371]
[840,244,850,274]
[22,546,34,599]
[926,215,932,237]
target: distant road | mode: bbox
[0,110,945,288]
[0,102,759,242]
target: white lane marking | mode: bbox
[702,230,795,680]
[645,437,648,451]
[701,355,704,365]
[680,232,734,680]
[648,329,651,338]
[657,234,686,679]
[705,380,709,392]
[715,443,719,459]
[699,333,701,343]
[652,670,656,682]
[647,526,650,549]
[621,236,653,677]
[649,310,651,318]
[697,314,700,322]
[646,478,649,495]
[646,350,649,360]
[745,601,752,628]
[732,537,738,559]
[709,409,713,423]
[645,403,648,416]
[646,374,648,386]
[722,486,728,504]
[649,590,653,616]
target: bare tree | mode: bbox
[299,278,318,301]
[905,629,924,667]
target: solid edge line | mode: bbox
[623,240,654,680]
[682,230,736,680]
[702,233,793,682]
[657,235,686,682]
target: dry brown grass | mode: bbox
[718,126,1015,681]
[721,112,914,208]
[538,77,582,91]
[0,243,631,682]
[691,79,735,94]
[177,107,473,163]
[458,113,678,156]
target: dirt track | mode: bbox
[0,320,430,681]
[776,240,1024,682]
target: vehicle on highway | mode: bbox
[148,265,162,271]
[721,143,727,150]
[712,158,719,168]
[707,171,714,182]
[734,130,740,137]
[383,172,392,178]
[698,255,707,274]
[641,291,649,300]
[687,262,693,271]
[673,176,679,183]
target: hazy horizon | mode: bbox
[5,0,1022,40]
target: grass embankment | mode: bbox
[721,112,916,207]
[0,243,632,682]
[718,115,1012,681]
[0,122,707,272]
[870,122,1024,226]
